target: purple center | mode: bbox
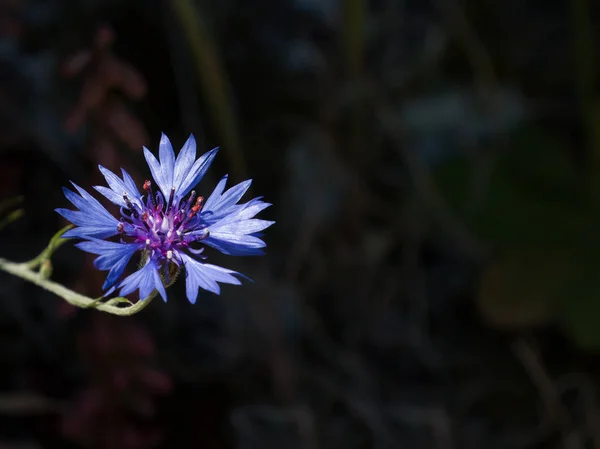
[118,180,208,265]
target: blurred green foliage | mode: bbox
[434,126,600,349]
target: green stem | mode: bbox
[0,225,158,316]
[24,225,74,269]
[0,257,156,316]
[0,225,157,316]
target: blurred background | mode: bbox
[0,0,599,448]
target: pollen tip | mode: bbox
[167,187,176,210]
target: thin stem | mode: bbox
[0,218,162,316]
[24,225,74,269]
[0,257,156,316]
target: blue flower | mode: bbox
[56,133,274,303]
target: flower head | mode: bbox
[56,133,274,303]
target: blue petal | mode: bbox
[65,184,112,218]
[76,239,140,290]
[216,179,252,209]
[121,169,139,198]
[119,260,167,302]
[143,146,169,199]
[186,174,275,256]
[96,166,143,208]
[56,184,119,239]
[173,134,197,191]
[195,177,255,229]
[61,225,118,240]
[159,133,175,194]
[56,209,106,228]
[93,186,125,207]
[208,179,252,217]
[201,236,266,256]
[235,199,272,220]
[179,252,243,303]
[103,285,117,298]
[177,147,219,198]
[205,232,266,250]
[55,209,118,238]
[208,218,274,235]
[202,175,228,211]
[191,190,274,255]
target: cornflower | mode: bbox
[56,133,274,303]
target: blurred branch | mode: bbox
[341,0,366,76]
[513,339,578,448]
[0,196,24,233]
[172,0,246,181]
[387,404,453,449]
[309,372,394,445]
[163,4,205,144]
[230,405,317,448]
[380,112,485,259]
[340,0,367,163]
[0,392,62,415]
[571,0,600,184]
[556,374,600,449]
[434,0,498,93]
[400,146,483,258]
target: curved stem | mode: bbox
[0,225,162,316]
[24,225,74,269]
[0,258,156,316]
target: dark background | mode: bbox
[0,0,599,448]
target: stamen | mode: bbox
[196,229,210,240]
[167,187,175,211]
[122,193,133,208]
[188,196,205,218]
[143,180,156,208]
[155,192,163,212]
[122,193,137,217]
[187,190,196,207]
[117,222,125,234]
